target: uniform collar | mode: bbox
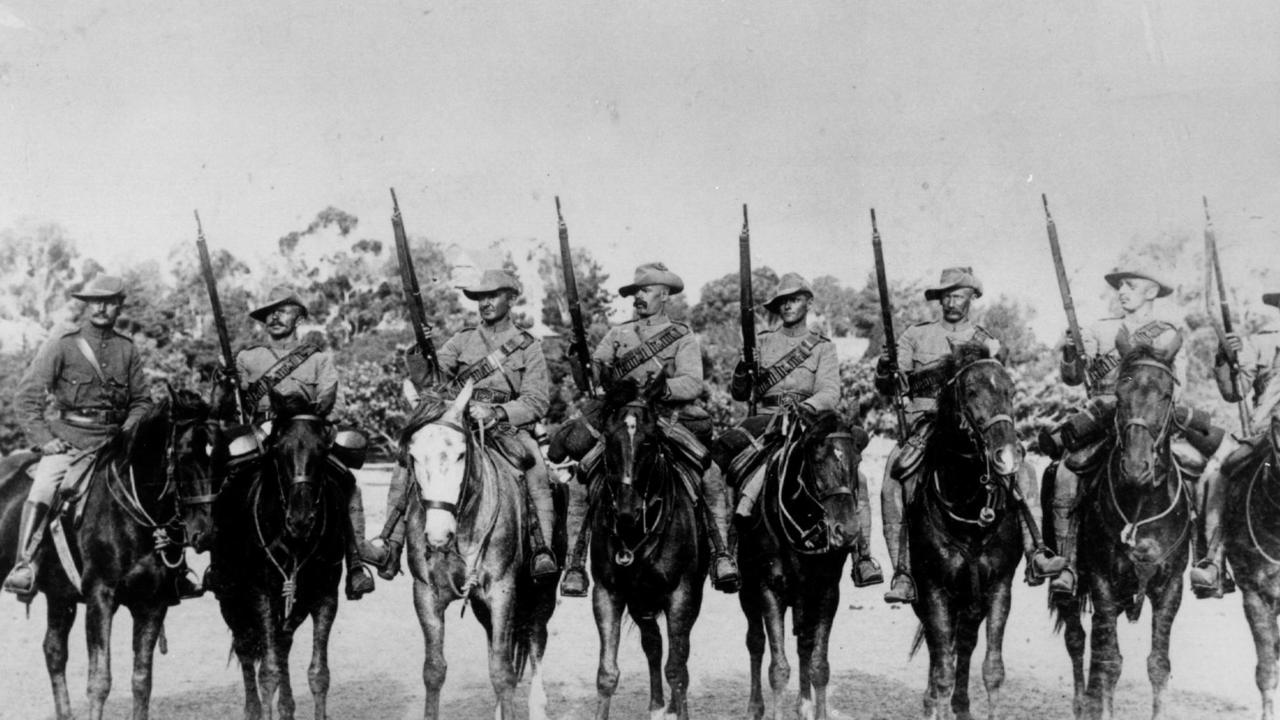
[938,317,972,333]
[480,316,514,336]
[636,313,669,328]
[779,321,809,338]
[266,334,298,352]
[80,323,114,342]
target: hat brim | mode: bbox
[1104,272,1173,298]
[620,280,684,297]
[250,299,307,322]
[71,290,124,301]
[462,285,520,301]
[924,285,983,302]
[1263,293,1280,308]
[763,289,813,314]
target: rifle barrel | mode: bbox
[870,208,908,432]
[390,188,436,369]
[194,211,245,422]
[739,203,757,415]
[1043,194,1091,393]
[556,196,595,395]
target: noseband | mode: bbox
[947,358,1016,456]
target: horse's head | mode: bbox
[166,385,218,553]
[1113,347,1177,488]
[401,381,474,550]
[796,413,866,551]
[601,373,668,536]
[944,341,1022,476]
[267,390,329,539]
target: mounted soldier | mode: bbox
[368,269,559,581]
[1192,290,1280,596]
[3,275,201,600]
[718,272,882,585]
[559,262,740,597]
[1038,268,1233,599]
[207,286,377,600]
[877,267,1065,604]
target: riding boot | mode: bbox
[520,433,560,580]
[1191,439,1235,598]
[1013,467,1066,585]
[702,464,741,593]
[1049,463,1080,599]
[344,487,375,600]
[881,449,916,604]
[560,476,591,597]
[850,469,884,587]
[169,552,205,603]
[2,501,49,597]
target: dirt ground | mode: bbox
[0,439,1264,719]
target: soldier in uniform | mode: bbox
[1192,290,1280,595]
[367,269,559,580]
[209,286,377,599]
[1039,269,1233,599]
[4,276,200,599]
[877,267,1065,604]
[560,262,740,597]
[724,272,882,584]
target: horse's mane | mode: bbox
[399,391,451,449]
[946,340,1002,376]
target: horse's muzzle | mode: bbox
[988,443,1023,477]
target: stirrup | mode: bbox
[711,556,741,594]
[852,556,884,587]
[1049,567,1077,600]
[1190,560,1224,599]
[530,549,559,580]
[883,572,916,604]
[560,566,589,597]
[2,563,36,597]
[345,565,375,600]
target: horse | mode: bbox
[1047,347,1193,720]
[400,381,563,720]
[0,387,218,720]
[736,408,866,720]
[1224,413,1280,719]
[214,390,348,720]
[907,342,1026,720]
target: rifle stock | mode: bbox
[1204,196,1251,431]
[390,188,440,382]
[194,210,246,424]
[869,208,908,433]
[739,204,758,415]
[1042,194,1092,394]
[556,196,596,396]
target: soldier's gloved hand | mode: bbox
[796,402,820,424]
[468,404,505,427]
[730,361,754,401]
[1220,333,1243,360]
[41,438,70,455]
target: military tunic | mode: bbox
[736,325,839,413]
[236,339,339,419]
[437,317,549,427]
[1060,317,1185,397]
[14,324,152,450]
[895,319,994,420]
[593,314,702,410]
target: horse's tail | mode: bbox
[1040,460,1058,555]
[908,623,926,659]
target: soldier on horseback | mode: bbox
[368,269,559,581]
[560,262,740,597]
[878,267,1066,604]
[4,275,202,600]
[1193,290,1280,596]
[1038,268,1234,599]
[718,272,882,585]
[205,286,378,600]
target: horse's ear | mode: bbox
[164,380,177,405]
[984,339,1003,361]
[448,380,474,418]
[402,379,421,409]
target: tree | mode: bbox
[688,266,779,332]
[0,223,94,329]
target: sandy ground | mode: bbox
[0,439,1265,720]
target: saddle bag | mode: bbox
[658,417,710,470]
[331,429,369,470]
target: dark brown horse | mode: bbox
[1047,348,1192,720]
[736,409,866,720]
[908,343,1025,720]
[1223,414,1280,719]
[0,387,217,720]
[214,390,347,720]
[400,381,563,720]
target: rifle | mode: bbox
[1204,197,1251,431]
[555,196,596,396]
[390,188,440,382]
[869,208,908,433]
[1042,194,1092,394]
[194,210,246,424]
[738,204,759,416]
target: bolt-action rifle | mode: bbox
[556,196,596,396]
[390,188,440,384]
[870,208,908,434]
[194,210,247,424]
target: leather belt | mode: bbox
[60,408,127,426]
[759,393,808,409]
[471,388,515,404]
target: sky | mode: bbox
[1,1,1277,339]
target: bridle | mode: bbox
[935,357,1018,528]
[947,358,1016,455]
[169,415,218,509]
[1112,358,1177,475]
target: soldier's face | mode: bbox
[475,291,513,323]
[87,298,122,328]
[265,305,303,339]
[1118,278,1158,312]
[940,288,974,323]
[633,285,668,318]
[778,293,811,325]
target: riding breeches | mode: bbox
[27,452,75,506]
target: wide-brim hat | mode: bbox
[763,273,814,313]
[250,286,309,322]
[1263,293,1280,308]
[71,275,126,301]
[1104,270,1174,298]
[924,267,983,301]
[462,269,522,300]
[619,262,684,297]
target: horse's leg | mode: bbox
[84,586,116,720]
[760,588,789,720]
[307,595,338,720]
[920,589,956,720]
[592,584,625,720]
[527,598,552,720]
[412,579,448,720]
[127,602,168,720]
[1085,581,1122,720]
[239,649,264,720]
[1060,600,1088,720]
[1147,575,1183,720]
[1243,589,1280,720]
[275,623,297,720]
[483,586,518,720]
[741,581,767,720]
[950,606,981,720]
[803,572,841,720]
[979,581,1013,720]
[794,592,816,720]
[44,596,78,720]
[664,580,700,720]
[254,594,284,720]
[636,614,666,719]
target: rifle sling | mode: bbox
[244,343,322,407]
[756,334,823,394]
[456,332,535,386]
[613,324,689,377]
